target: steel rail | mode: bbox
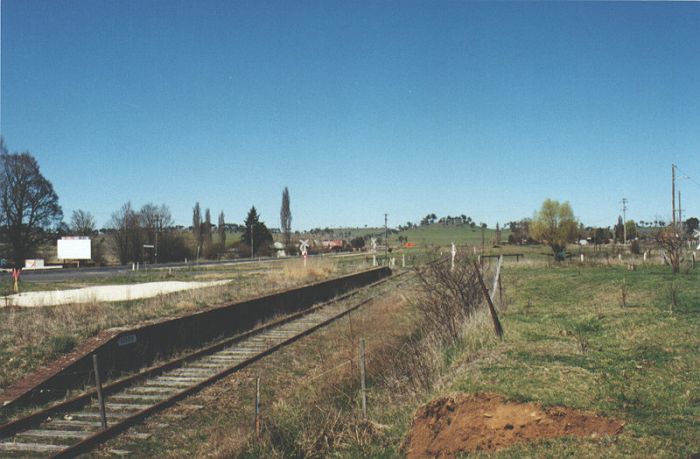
[0,270,408,458]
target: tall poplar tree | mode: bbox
[280,186,292,248]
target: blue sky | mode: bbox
[1,1,699,230]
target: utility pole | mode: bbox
[621,198,628,245]
[678,191,683,235]
[672,164,676,226]
[481,225,485,254]
[384,213,388,261]
[250,221,254,260]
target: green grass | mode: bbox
[392,224,510,248]
[452,264,700,457]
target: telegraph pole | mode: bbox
[621,198,628,245]
[678,191,682,234]
[384,213,388,261]
[672,164,676,226]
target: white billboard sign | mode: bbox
[57,237,92,260]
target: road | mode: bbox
[14,253,364,283]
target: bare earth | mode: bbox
[0,280,232,307]
[403,392,625,458]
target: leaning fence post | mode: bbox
[92,354,108,430]
[255,376,261,437]
[473,261,504,339]
[359,338,367,420]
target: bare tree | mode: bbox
[218,211,226,257]
[657,227,683,274]
[0,142,63,264]
[70,209,96,236]
[280,186,292,248]
[108,201,141,264]
[140,203,172,262]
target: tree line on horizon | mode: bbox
[0,139,295,266]
[0,140,697,266]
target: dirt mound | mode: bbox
[404,392,624,458]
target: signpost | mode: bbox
[450,242,456,271]
[370,238,377,266]
[299,240,309,267]
[11,268,21,293]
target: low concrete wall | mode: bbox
[2,267,391,410]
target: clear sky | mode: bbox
[1,1,699,230]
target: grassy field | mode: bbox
[452,263,700,457]
[3,235,697,457]
[92,258,700,458]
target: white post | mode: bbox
[402,254,405,268]
[618,254,622,262]
[132,262,135,271]
[372,255,377,267]
[643,251,647,262]
[580,253,584,262]
[450,242,456,271]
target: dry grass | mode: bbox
[0,259,355,393]
[275,257,338,283]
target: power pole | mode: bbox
[678,191,682,235]
[672,164,676,226]
[621,198,628,245]
[481,225,485,254]
[384,213,388,261]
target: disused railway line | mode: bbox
[0,270,408,458]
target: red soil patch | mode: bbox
[404,392,624,458]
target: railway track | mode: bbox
[0,271,407,458]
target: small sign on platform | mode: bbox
[117,334,137,347]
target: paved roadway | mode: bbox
[13,253,365,283]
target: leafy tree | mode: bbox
[624,220,637,241]
[241,206,273,256]
[70,209,96,236]
[350,236,365,250]
[280,186,292,248]
[614,216,624,243]
[506,219,531,244]
[203,208,213,256]
[192,202,202,253]
[0,141,63,264]
[685,217,699,236]
[218,211,226,257]
[593,227,611,245]
[531,199,578,259]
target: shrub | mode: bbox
[630,239,641,255]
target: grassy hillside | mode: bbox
[393,224,510,248]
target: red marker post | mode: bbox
[11,268,21,293]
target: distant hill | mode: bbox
[393,224,510,247]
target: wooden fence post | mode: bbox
[255,376,261,437]
[359,338,367,420]
[473,261,504,339]
[92,354,108,430]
